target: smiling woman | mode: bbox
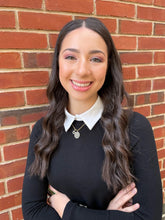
[58,27,108,114]
[22,18,162,220]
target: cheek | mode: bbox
[59,60,73,79]
[59,62,68,82]
[96,67,107,83]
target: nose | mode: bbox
[76,58,90,76]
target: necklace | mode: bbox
[72,123,85,139]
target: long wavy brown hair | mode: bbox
[29,17,134,194]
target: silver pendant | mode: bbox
[72,131,80,139]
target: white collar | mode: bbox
[64,96,104,132]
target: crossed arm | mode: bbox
[48,182,140,218]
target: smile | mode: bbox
[70,80,93,92]
[71,80,91,87]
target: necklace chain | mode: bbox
[72,123,85,139]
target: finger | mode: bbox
[48,188,55,196]
[48,185,56,196]
[122,203,140,212]
[123,199,133,208]
[117,187,138,208]
[113,182,136,202]
[47,197,51,205]
[49,185,61,194]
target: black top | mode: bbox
[22,112,162,220]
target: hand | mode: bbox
[48,185,70,218]
[107,182,140,212]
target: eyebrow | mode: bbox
[62,48,106,56]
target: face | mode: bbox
[59,27,108,111]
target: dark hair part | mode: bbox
[29,17,134,194]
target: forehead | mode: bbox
[60,27,107,52]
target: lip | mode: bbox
[70,79,93,92]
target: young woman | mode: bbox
[22,18,162,220]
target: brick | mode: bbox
[154,0,165,7]
[138,37,165,50]
[0,53,21,69]
[26,89,48,105]
[1,116,18,126]
[0,160,26,179]
[149,116,164,127]
[12,208,23,220]
[1,126,29,144]
[161,170,165,179]
[123,67,136,80]
[0,71,49,89]
[158,149,165,160]
[135,94,148,105]
[0,182,5,196]
[0,212,9,220]
[23,52,53,68]
[0,92,25,108]
[0,130,6,144]
[97,18,117,34]
[0,0,42,9]
[156,139,164,149]
[0,11,15,28]
[125,80,151,93]
[0,32,47,49]
[162,179,165,190]
[21,110,47,123]
[0,106,47,125]
[19,12,72,31]
[150,92,164,103]
[16,126,30,141]
[154,52,165,64]
[137,6,165,22]
[46,0,93,13]
[153,79,165,90]
[136,92,164,106]
[163,178,165,188]
[37,53,53,68]
[96,0,135,18]
[133,106,150,117]
[152,104,165,115]
[49,34,58,49]
[112,36,136,50]
[120,52,152,65]
[138,65,165,78]
[120,20,152,35]
[4,142,28,161]
[154,23,165,36]
[159,160,162,170]
[0,193,21,211]
[7,176,24,193]
[154,127,165,139]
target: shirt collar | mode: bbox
[64,96,104,132]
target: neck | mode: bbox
[68,96,98,115]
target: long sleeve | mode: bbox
[61,112,162,220]
[22,119,61,220]
[22,113,162,220]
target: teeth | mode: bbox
[72,80,91,87]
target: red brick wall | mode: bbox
[0,0,165,219]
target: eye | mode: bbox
[65,55,77,61]
[90,57,103,63]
